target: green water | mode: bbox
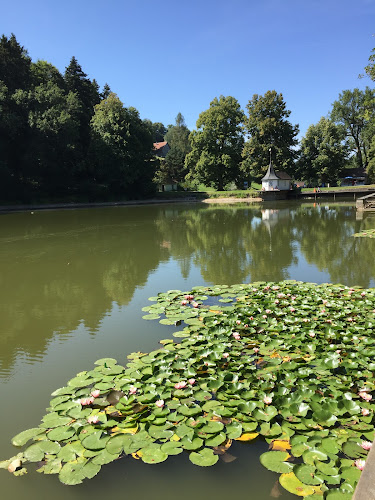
[1,200,374,499]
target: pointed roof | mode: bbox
[262,155,280,181]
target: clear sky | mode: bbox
[2,0,375,138]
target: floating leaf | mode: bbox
[189,448,219,466]
[260,451,293,473]
[279,471,322,497]
[236,432,259,442]
[11,428,45,447]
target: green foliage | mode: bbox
[241,90,299,180]
[90,93,155,195]
[185,95,245,190]
[296,117,348,185]
[364,47,375,82]
[3,281,375,495]
[331,88,375,171]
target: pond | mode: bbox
[1,200,375,499]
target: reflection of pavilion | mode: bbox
[261,208,290,252]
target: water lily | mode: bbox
[91,389,100,398]
[155,400,164,408]
[359,391,372,401]
[232,332,241,340]
[236,320,241,325]
[192,302,199,308]
[181,300,188,306]
[80,397,94,406]
[355,459,366,470]
[265,309,271,314]
[129,385,137,395]
[290,307,295,312]
[184,294,194,300]
[309,332,315,337]
[262,315,267,319]
[361,408,370,416]
[223,352,230,358]
[361,441,372,450]
[253,347,259,353]
[87,415,99,424]
[188,378,196,385]
[274,299,279,304]
[361,292,366,296]
[263,396,273,405]
[174,381,187,389]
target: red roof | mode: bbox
[153,141,168,150]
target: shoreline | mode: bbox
[0,196,263,213]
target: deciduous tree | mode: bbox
[185,96,245,190]
[330,88,375,171]
[296,117,348,185]
[90,93,154,195]
[241,90,299,180]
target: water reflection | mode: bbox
[0,207,169,373]
[1,202,375,374]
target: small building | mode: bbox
[153,141,170,158]
[261,158,292,191]
[340,167,366,186]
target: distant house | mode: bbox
[339,167,366,186]
[153,141,170,158]
[261,159,292,191]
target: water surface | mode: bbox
[1,200,375,499]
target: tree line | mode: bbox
[1,34,375,202]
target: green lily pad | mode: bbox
[260,451,293,473]
[160,441,183,455]
[12,428,45,447]
[47,426,76,441]
[140,445,168,464]
[279,471,322,496]
[81,432,109,451]
[294,464,323,485]
[189,448,219,466]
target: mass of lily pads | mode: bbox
[2,281,375,499]
[353,228,375,238]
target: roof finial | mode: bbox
[269,147,272,166]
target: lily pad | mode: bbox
[189,448,219,466]
[260,451,293,473]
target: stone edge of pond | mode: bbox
[353,441,375,500]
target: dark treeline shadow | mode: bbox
[0,206,169,373]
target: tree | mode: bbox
[165,113,190,155]
[143,120,167,143]
[185,96,245,190]
[364,48,375,81]
[31,60,65,88]
[64,56,100,163]
[330,88,375,171]
[0,33,31,92]
[154,113,191,185]
[90,93,155,196]
[0,34,32,198]
[100,83,111,100]
[241,90,299,180]
[23,81,81,194]
[296,117,348,185]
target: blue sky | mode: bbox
[2,0,375,138]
